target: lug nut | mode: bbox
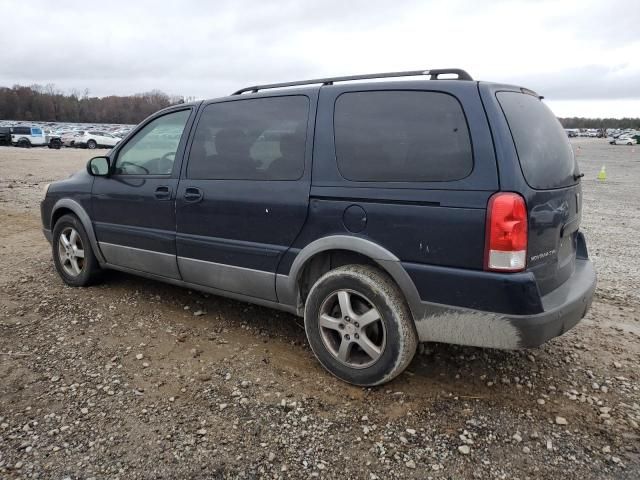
[354,333,359,339]
[344,316,350,322]
[354,322,359,327]
[339,323,345,330]
[345,334,350,340]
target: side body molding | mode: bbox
[51,198,105,264]
[276,235,423,319]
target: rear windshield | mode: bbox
[497,92,578,189]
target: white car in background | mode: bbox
[10,126,48,147]
[609,135,637,146]
[72,130,122,149]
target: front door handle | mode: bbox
[184,187,203,203]
[154,185,172,200]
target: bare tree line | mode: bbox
[0,84,190,124]
[558,117,640,130]
[0,84,638,129]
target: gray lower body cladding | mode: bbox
[414,259,596,349]
[42,207,596,351]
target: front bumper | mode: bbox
[412,258,596,349]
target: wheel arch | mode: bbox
[51,198,105,264]
[277,235,423,320]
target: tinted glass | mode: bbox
[497,92,578,189]
[115,109,190,175]
[334,91,473,182]
[188,96,308,180]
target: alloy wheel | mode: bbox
[57,227,85,276]
[318,289,386,369]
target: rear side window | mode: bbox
[334,91,473,182]
[497,92,578,189]
[188,96,309,180]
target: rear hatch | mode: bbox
[497,91,582,295]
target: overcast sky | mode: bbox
[1,0,639,117]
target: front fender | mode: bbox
[50,198,105,264]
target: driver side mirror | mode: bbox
[87,156,110,176]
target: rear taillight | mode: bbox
[485,192,528,272]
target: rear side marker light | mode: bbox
[485,192,528,272]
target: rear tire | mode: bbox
[17,138,31,148]
[52,214,101,286]
[304,265,418,386]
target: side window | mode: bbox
[187,96,308,180]
[115,109,190,175]
[334,91,473,182]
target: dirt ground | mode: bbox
[0,139,638,480]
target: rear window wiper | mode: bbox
[573,172,585,180]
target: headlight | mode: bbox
[43,183,51,198]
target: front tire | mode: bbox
[87,139,97,149]
[304,265,418,386]
[52,214,101,286]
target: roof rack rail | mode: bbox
[232,68,473,95]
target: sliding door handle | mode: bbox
[184,187,203,203]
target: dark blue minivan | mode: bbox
[40,69,596,386]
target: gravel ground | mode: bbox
[0,139,638,479]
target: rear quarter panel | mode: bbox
[478,82,583,294]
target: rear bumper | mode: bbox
[412,259,596,349]
[506,259,595,347]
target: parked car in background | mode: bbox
[565,129,579,137]
[61,131,80,147]
[41,68,596,386]
[609,136,637,145]
[112,128,132,138]
[11,126,48,147]
[44,129,63,149]
[73,131,121,149]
